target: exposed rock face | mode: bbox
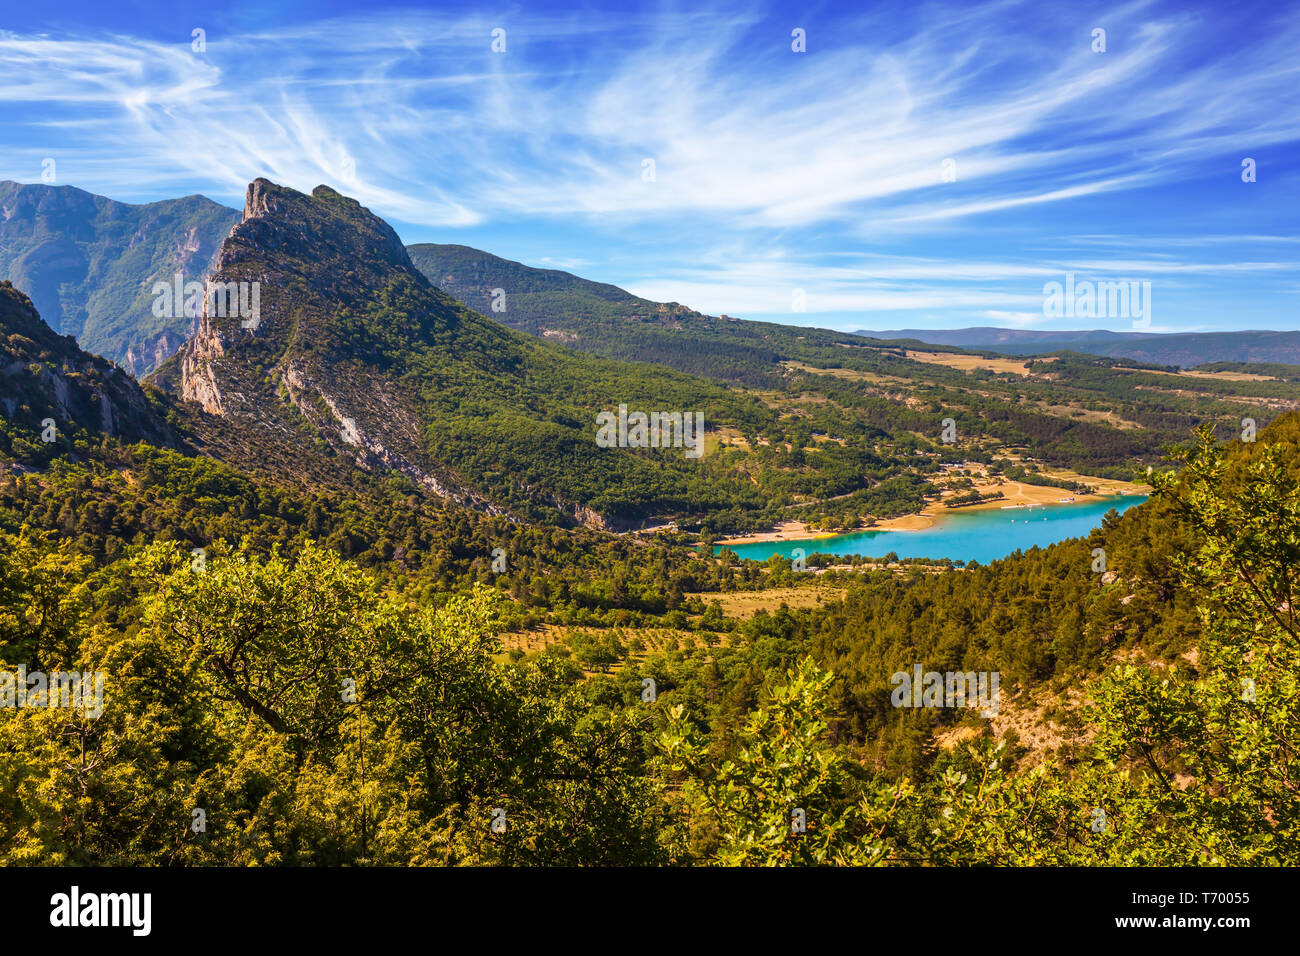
[154,179,688,529]
[178,322,227,416]
[277,359,466,501]
[124,330,188,378]
[164,179,504,513]
[0,280,178,448]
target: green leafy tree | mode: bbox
[658,657,910,865]
[937,424,1300,864]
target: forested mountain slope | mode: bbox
[0,280,179,464]
[150,180,796,528]
[0,181,239,373]
[6,181,1299,537]
[3,201,1297,864]
[408,242,1300,486]
[3,369,1296,863]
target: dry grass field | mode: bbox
[685,585,846,619]
[902,348,1049,377]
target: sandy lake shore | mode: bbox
[712,477,1150,546]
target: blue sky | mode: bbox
[2,0,1297,333]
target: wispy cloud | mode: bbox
[0,0,1296,331]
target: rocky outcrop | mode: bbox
[156,178,649,530]
[124,330,186,378]
[162,180,504,511]
[0,280,178,449]
[277,359,492,508]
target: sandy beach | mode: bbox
[713,476,1150,545]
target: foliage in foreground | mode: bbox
[1,423,1297,864]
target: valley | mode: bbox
[1,178,1297,868]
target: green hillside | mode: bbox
[4,317,1298,863]
[3,196,1298,867]
[409,241,1300,489]
[152,181,813,529]
[407,242,827,387]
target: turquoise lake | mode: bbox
[716,496,1148,565]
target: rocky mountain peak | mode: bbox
[227,179,411,276]
[162,179,497,508]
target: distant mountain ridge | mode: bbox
[0,181,240,374]
[3,181,1295,380]
[856,327,1300,367]
[406,242,800,387]
[407,246,1300,376]
[407,243,687,335]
